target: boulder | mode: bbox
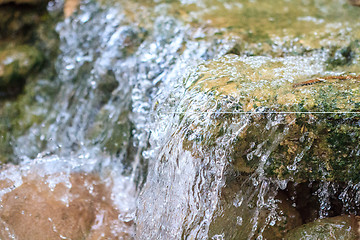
[178,54,360,182]
[0,167,134,239]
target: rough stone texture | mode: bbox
[284,215,360,240]
[0,45,43,89]
[0,170,134,239]
[209,177,302,239]
[179,54,360,182]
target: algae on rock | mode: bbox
[0,45,43,89]
[178,54,360,182]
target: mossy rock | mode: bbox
[0,103,13,163]
[0,7,58,162]
[178,54,360,182]
[0,3,49,40]
[284,215,360,240]
[0,45,43,92]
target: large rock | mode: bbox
[178,54,360,182]
[284,215,360,240]
[0,167,134,239]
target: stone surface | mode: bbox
[0,4,45,41]
[0,45,43,89]
[178,54,360,182]
[209,177,302,239]
[0,169,134,239]
[64,0,80,18]
[349,0,360,6]
[284,215,360,240]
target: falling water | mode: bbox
[1,0,360,239]
[2,0,233,237]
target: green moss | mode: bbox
[0,104,13,163]
[0,45,43,88]
[179,55,360,182]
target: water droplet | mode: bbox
[236,216,243,226]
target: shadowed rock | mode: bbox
[209,177,302,239]
[284,215,360,240]
[0,45,43,97]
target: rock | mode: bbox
[284,215,360,240]
[64,0,80,18]
[0,4,46,40]
[349,0,360,6]
[0,45,43,95]
[0,167,134,239]
[208,177,302,239]
[178,54,360,182]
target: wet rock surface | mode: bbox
[0,3,50,41]
[0,45,43,95]
[169,54,360,235]
[0,0,359,239]
[209,177,302,239]
[284,215,360,240]
[135,0,360,238]
[178,54,360,182]
[0,0,59,162]
[0,163,134,240]
[64,0,80,17]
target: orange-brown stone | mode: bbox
[0,171,134,239]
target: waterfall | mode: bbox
[1,0,360,239]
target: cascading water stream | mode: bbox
[1,0,360,239]
[138,49,360,239]
[1,0,233,237]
